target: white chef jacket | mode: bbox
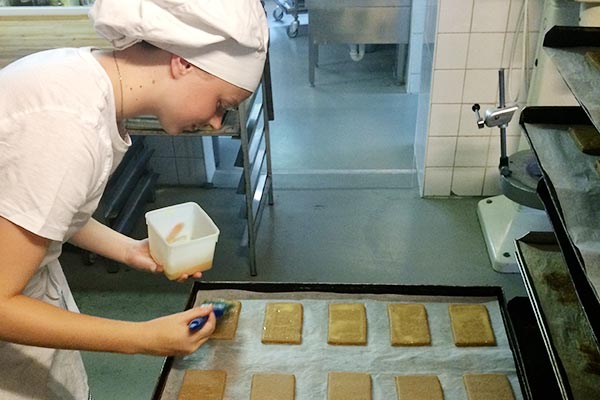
[0,47,131,399]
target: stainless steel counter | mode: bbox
[305,0,411,86]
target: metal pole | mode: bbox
[498,69,511,177]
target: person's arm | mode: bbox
[0,216,215,356]
[69,217,158,271]
[69,218,202,281]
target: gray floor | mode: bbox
[60,7,526,400]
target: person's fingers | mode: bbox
[186,304,214,319]
[174,271,203,282]
[194,310,217,337]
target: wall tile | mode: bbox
[432,70,465,103]
[435,33,470,69]
[144,136,175,158]
[429,103,461,136]
[471,0,510,32]
[459,103,494,136]
[438,0,473,33]
[502,32,539,70]
[452,167,485,195]
[467,33,505,69]
[176,157,207,185]
[504,66,524,102]
[463,69,499,103]
[420,0,545,198]
[483,166,501,196]
[502,33,519,68]
[424,167,453,196]
[455,136,490,166]
[174,136,204,158]
[507,0,524,32]
[148,156,178,185]
[426,136,457,167]
[506,0,543,33]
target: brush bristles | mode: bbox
[201,299,237,318]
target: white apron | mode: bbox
[0,258,89,400]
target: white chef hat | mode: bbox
[89,0,269,92]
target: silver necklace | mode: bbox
[112,50,124,119]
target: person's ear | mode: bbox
[170,55,194,79]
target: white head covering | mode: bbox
[89,0,269,92]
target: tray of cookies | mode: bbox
[152,282,524,400]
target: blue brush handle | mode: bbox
[188,316,209,332]
[188,303,227,332]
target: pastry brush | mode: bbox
[188,300,237,332]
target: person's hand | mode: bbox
[172,270,203,283]
[124,239,203,282]
[139,305,216,356]
[123,238,163,274]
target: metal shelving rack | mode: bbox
[126,70,274,276]
[272,0,306,38]
[514,26,600,399]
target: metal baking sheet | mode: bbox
[543,26,600,134]
[516,233,600,399]
[152,282,523,400]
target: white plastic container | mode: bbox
[145,202,220,280]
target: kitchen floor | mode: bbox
[60,5,526,399]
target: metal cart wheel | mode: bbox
[287,20,299,38]
[273,6,284,21]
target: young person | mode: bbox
[0,0,268,398]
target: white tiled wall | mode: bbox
[145,136,209,186]
[416,0,543,197]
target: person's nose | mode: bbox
[208,114,223,130]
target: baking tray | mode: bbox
[543,26,600,134]
[507,296,561,399]
[151,281,526,400]
[520,106,600,340]
[515,232,600,399]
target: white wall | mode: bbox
[415,0,543,197]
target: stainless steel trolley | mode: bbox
[272,0,306,38]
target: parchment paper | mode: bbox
[158,290,522,400]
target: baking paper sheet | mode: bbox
[158,290,522,400]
